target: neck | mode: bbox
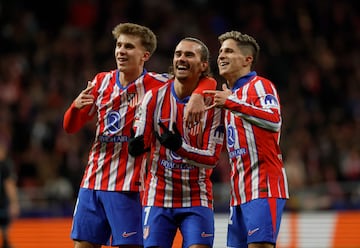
[226,69,251,88]
[119,67,143,86]
[174,78,197,99]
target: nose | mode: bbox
[178,54,186,62]
[218,51,225,60]
[217,55,224,64]
[116,45,126,54]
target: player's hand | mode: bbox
[203,84,232,110]
[74,81,95,109]
[184,93,204,128]
[155,122,182,151]
[128,128,150,157]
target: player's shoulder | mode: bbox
[146,72,171,83]
[249,75,277,90]
[93,70,117,81]
[253,75,273,84]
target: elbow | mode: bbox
[63,122,78,134]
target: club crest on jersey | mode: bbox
[188,121,202,136]
[106,111,121,134]
[263,94,279,108]
[127,92,138,108]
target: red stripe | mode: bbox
[268,198,277,237]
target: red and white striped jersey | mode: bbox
[63,70,217,192]
[63,70,168,191]
[133,81,225,208]
[223,71,289,206]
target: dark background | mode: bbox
[0,0,359,216]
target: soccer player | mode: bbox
[63,23,216,248]
[204,31,289,248]
[128,37,225,248]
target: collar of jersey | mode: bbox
[116,69,147,90]
[232,71,257,91]
[170,81,190,103]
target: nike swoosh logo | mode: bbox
[122,231,137,238]
[248,228,259,236]
[201,232,214,238]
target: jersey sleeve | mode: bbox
[176,108,225,168]
[63,102,96,133]
[192,76,217,95]
[224,79,281,132]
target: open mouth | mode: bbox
[176,64,189,71]
[219,61,229,67]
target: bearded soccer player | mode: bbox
[128,37,225,248]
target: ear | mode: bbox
[143,51,151,62]
[200,61,209,72]
[245,55,253,65]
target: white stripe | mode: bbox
[83,149,94,188]
[94,144,106,189]
[254,80,266,106]
[182,169,191,207]
[282,167,289,198]
[268,175,272,197]
[147,160,157,206]
[107,142,120,191]
[243,120,259,200]
[170,91,177,129]
[163,167,173,208]
[198,169,209,207]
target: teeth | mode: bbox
[177,65,187,70]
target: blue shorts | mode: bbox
[71,188,142,246]
[227,198,286,248]
[143,206,214,248]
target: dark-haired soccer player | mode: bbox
[129,37,224,248]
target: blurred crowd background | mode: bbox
[0,0,359,217]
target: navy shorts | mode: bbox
[227,198,286,248]
[143,206,214,248]
[71,188,142,246]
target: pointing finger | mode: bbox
[205,103,217,111]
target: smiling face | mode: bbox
[217,38,253,86]
[114,34,150,75]
[173,40,208,84]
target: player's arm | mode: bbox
[225,95,281,132]
[205,83,281,132]
[184,76,217,127]
[225,82,281,132]
[63,81,96,133]
[156,109,225,168]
